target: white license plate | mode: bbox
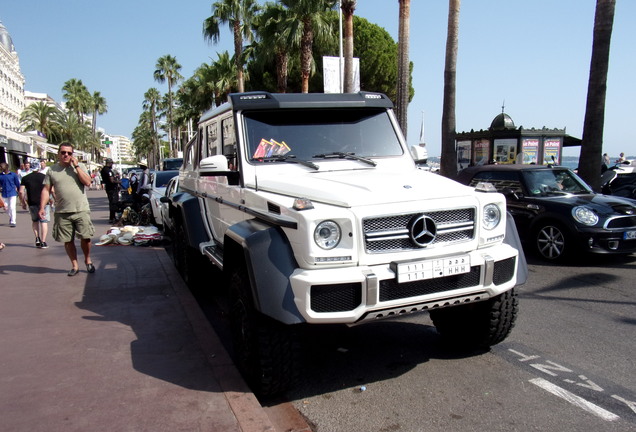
[624,230,636,240]
[394,255,470,283]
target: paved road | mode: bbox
[189,250,636,431]
[279,253,636,432]
[182,229,636,432]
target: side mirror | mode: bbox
[501,187,520,200]
[200,155,229,173]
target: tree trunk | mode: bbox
[440,0,460,178]
[301,18,314,94]
[276,50,288,93]
[396,0,411,137]
[579,0,616,192]
[342,1,356,93]
[234,22,245,93]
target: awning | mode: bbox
[7,138,29,154]
[563,135,582,147]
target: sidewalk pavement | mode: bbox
[0,189,279,432]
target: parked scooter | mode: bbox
[601,160,636,198]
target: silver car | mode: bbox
[148,170,179,227]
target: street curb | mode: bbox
[156,249,277,432]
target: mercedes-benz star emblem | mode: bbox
[409,215,437,247]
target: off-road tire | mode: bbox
[173,223,195,286]
[229,263,299,397]
[430,289,518,348]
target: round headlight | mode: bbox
[483,204,501,230]
[314,220,341,250]
[572,206,598,226]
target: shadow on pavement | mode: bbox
[73,243,223,393]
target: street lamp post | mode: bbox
[338,0,344,93]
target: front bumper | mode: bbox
[578,228,636,254]
[290,244,519,324]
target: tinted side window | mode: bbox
[221,116,237,170]
[184,137,196,170]
[205,122,218,157]
[469,171,523,194]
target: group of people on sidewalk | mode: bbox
[1,144,96,276]
[100,158,150,224]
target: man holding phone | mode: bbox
[40,143,95,276]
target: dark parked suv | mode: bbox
[456,164,636,261]
[161,158,183,171]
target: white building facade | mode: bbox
[0,21,24,131]
[103,134,134,165]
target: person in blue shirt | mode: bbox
[0,162,21,227]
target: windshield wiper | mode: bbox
[313,152,377,167]
[258,155,319,170]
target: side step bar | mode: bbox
[201,242,223,270]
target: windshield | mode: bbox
[153,170,179,188]
[522,169,592,196]
[162,158,183,170]
[242,108,403,163]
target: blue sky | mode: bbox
[2,0,634,158]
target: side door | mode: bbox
[180,134,199,194]
[198,115,245,246]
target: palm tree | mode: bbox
[179,61,221,118]
[19,101,59,139]
[281,0,336,93]
[214,51,239,100]
[203,0,260,93]
[396,0,411,136]
[252,2,296,93]
[90,91,108,136]
[132,111,157,164]
[62,78,91,124]
[440,0,460,178]
[89,91,108,160]
[92,130,105,160]
[142,88,162,167]
[578,0,616,192]
[154,55,183,157]
[341,0,357,93]
[52,110,92,151]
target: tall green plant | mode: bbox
[203,0,260,93]
[154,55,183,156]
[280,0,336,93]
[19,101,59,139]
[62,78,91,124]
[252,2,297,93]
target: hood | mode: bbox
[256,169,473,207]
[540,193,636,216]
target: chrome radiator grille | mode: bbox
[363,208,475,253]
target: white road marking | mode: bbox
[530,378,620,422]
[611,395,636,414]
[530,360,573,376]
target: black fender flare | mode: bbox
[171,191,209,248]
[503,211,528,286]
[225,219,304,325]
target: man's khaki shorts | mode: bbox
[53,211,95,243]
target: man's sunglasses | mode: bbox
[60,151,73,155]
